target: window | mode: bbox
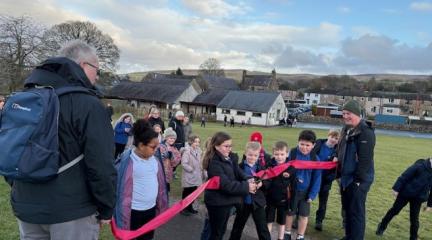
[389,98,394,103]
[386,109,393,113]
[222,109,230,114]
[307,93,310,96]
[315,94,319,97]
[237,111,246,116]
[252,112,262,117]
[371,107,376,112]
[368,97,372,101]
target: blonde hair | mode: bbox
[328,129,341,138]
[245,141,261,152]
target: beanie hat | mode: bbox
[342,100,362,117]
[163,127,177,139]
[249,131,263,144]
[175,111,185,117]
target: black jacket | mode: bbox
[266,158,296,207]
[168,118,185,149]
[337,120,375,188]
[204,152,250,207]
[393,159,432,205]
[11,57,117,224]
[148,117,165,132]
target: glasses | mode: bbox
[84,62,101,76]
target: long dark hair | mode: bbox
[202,131,231,170]
[132,119,158,146]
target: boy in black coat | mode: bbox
[376,158,432,240]
[229,142,271,240]
[265,141,296,240]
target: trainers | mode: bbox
[376,223,385,236]
[315,221,323,231]
[283,233,291,240]
[296,235,305,240]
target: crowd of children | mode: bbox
[110,106,431,240]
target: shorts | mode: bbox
[266,202,287,225]
[287,191,310,217]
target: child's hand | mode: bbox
[248,182,257,194]
[307,198,312,203]
[282,172,290,178]
[332,157,338,162]
[424,206,432,212]
[392,190,399,198]
[256,181,263,189]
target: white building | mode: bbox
[216,91,287,126]
[303,92,321,105]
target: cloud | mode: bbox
[338,6,351,13]
[274,46,327,67]
[181,0,251,18]
[410,2,432,11]
[335,35,432,73]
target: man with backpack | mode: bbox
[2,40,116,240]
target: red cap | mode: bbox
[249,131,263,144]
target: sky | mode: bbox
[1,0,432,74]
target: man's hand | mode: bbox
[424,206,432,212]
[332,157,338,162]
[307,198,312,203]
[392,190,399,199]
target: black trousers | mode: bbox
[206,205,233,240]
[380,196,422,240]
[341,182,370,240]
[201,121,206,127]
[130,207,156,240]
[316,181,333,223]
[182,186,198,211]
[115,143,126,159]
[229,204,271,240]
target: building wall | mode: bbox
[303,92,321,105]
[216,94,287,126]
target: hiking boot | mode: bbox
[376,223,385,236]
[283,233,291,240]
[315,221,323,231]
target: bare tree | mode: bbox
[43,21,120,71]
[198,58,225,77]
[0,15,46,92]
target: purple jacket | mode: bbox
[114,149,168,230]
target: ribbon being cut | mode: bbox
[110,160,338,240]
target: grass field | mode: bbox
[1,122,431,239]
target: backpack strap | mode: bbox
[57,154,84,174]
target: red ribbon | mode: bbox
[111,176,220,240]
[110,160,337,240]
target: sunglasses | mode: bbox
[84,62,101,76]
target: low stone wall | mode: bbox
[298,115,432,133]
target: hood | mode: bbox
[24,57,95,90]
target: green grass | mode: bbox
[1,122,431,239]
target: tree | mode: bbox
[198,58,225,77]
[0,15,46,92]
[176,67,184,76]
[43,21,120,71]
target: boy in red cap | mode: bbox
[249,131,272,168]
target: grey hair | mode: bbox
[57,39,98,64]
